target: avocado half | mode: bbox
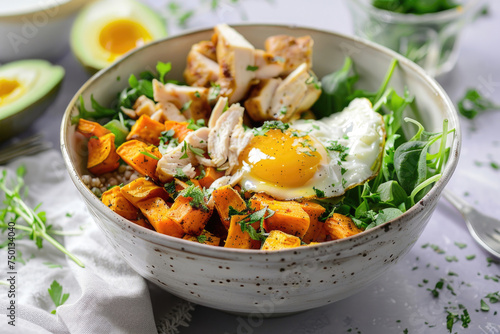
[71,0,167,73]
[0,60,64,143]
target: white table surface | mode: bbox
[7,0,500,333]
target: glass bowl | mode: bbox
[346,0,486,77]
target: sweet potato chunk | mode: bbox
[212,185,247,229]
[324,213,363,240]
[116,140,162,179]
[261,230,301,251]
[183,230,221,246]
[101,186,139,220]
[87,133,120,175]
[137,197,184,237]
[126,115,165,145]
[164,120,193,142]
[167,195,212,235]
[197,166,225,189]
[130,218,154,230]
[250,194,310,238]
[300,201,326,243]
[224,215,260,249]
[77,119,110,138]
[120,177,169,207]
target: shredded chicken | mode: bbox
[207,103,245,167]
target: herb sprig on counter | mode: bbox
[0,166,84,268]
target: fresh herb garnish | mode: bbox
[178,185,209,212]
[236,207,275,241]
[197,235,207,243]
[313,187,325,198]
[457,88,500,119]
[252,120,290,136]
[246,65,259,71]
[0,166,84,267]
[187,118,206,130]
[208,82,221,101]
[372,0,459,14]
[48,280,70,314]
[139,151,159,160]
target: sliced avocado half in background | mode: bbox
[0,60,64,142]
[71,0,167,73]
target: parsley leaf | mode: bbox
[48,280,70,314]
[209,83,221,101]
[313,187,325,198]
[457,88,500,119]
[246,65,259,71]
[187,118,206,130]
[156,61,172,84]
[197,235,207,243]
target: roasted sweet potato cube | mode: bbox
[120,177,169,207]
[164,120,193,142]
[130,218,154,230]
[137,197,184,237]
[77,119,110,138]
[212,185,247,229]
[167,195,212,235]
[116,140,162,179]
[261,230,301,250]
[101,186,139,220]
[300,201,326,243]
[87,133,120,175]
[197,166,225,189]
[126,115,165,145]
[224,215,260,249]
[324,213,363,240]
[250,194,310,238]
[183,230,221,246]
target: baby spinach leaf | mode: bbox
[394,141,428,194]
[312,57,359,118]
[376,180,408,206]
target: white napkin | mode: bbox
[0,150,194,334]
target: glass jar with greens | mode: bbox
[346,0,486,77]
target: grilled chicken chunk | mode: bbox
[253,49,284,80]
[153,80,211,121]
[244,78,282,121]
[265,35,313,76]
[184,41,219,87]
[212,24,256,104]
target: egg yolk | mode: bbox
[0,78,21,107]
[99,19,152,60]
[239,129,323,188]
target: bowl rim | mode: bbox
[347,0,485,24]
[60,23,461,260]
[0,0,88,20]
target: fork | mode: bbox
[0,134,53,165]
[443,189,500,258]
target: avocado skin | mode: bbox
[0,80,62,143]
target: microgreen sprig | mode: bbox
[0,166,85,268]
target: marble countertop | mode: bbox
[11,0,500,332]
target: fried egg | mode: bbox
[237,98,385,200]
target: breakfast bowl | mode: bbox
[60,24,460,315]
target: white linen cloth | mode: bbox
[0,150,193,334]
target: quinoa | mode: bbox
[81,164,141,196]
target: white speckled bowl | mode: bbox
[60,25,460,315]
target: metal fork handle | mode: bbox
[442,189,472,215]
[0,134,53,165]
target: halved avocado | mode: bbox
[0,60,64,142]
[71,0,167,73]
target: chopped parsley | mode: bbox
[164,181,177,196]
[279,106,287,115]
[246,65,259,71]
[208,82,221,101]
[313,187,325,198]
[197,235,207,243]
[454,242,467,249]
[252,120,290,136]
[139,151,159,160]
[178,184,209,212]
[480,299,490,312]
[187,118,206,130]
[326,140,349,161]
[180,100,192,113]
